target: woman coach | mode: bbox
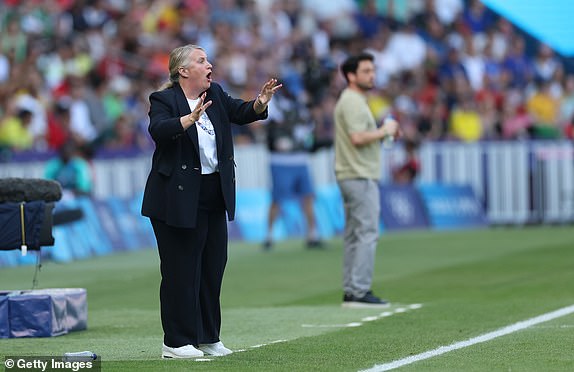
[141,44,281,359]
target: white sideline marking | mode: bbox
[302,322,362,328]
[235,339,288,353]
[251,339,287,349]
[360,304,574,372]
[302,304,423,329]
[362,316,379,322]
[532,324,574,329]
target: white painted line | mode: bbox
[235,339,286,353]
[360,304,574,372]
[249,339,288,349]
[302,304,424,329]
[269,339,288,344]
[362,316,379,322]
[302,322,362,328]
[532,324,574,329]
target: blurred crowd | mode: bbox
[1,0,574,162]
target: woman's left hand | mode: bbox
[257,78,282,106]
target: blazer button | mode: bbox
[178,185,184,191]
[181,164,187,170]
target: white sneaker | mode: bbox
[198,341,233,356]
[162,343,204,359]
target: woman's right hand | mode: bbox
[181,92,212,130]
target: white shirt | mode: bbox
[187,98,218,174]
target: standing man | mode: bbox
[263,86,322,250]
[334,52,398,308]
[141,44,281,358]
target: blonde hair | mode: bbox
[158,44,204,91]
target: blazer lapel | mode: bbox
[204,88,224,158]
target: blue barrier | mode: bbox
[234,189,273,242]
[379,184,430,230]
[0,183,486,267]
[234,185,345,242]
[418,184,487,230]
[314,184,345,236]
[105,197,143,251]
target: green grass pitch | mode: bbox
[1,226,573,371]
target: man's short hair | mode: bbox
[340,52,374,82]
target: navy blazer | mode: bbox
[141,82,267,228]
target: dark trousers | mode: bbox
[151,173,228,348]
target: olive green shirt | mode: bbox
[334,88,381,180]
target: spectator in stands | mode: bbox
[527,79,560,139]
[501,91,532,139]
[461,35,486,92]
[476,89,500,139]
[386,21,427,74]
[0,103,34,151]
[141,44,281,359]
[418,13,449,62]
[1,16,27,63]
[502,36,533,89]
[84,70,112,136]
[449,94,483,142]
[14,81,48,150]
[392,138,420,184]
[418,99,447,140]
[354,0,387,40]
[482,36,505,91]
[100,113,143,151]
[334,52,398,308]
[46,99,73,150]
[0,0,571,164]
[533,44,562,83]
[44,138,93,197]
[433,0,464,26]
[67,76,98,145]
[462,0,495,34]
[439,47,470,108]
[262,85,323,251]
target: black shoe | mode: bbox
[306,239,324,249]
[342,291,390,308]
[262,240,273,251]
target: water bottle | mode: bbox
[63,351,97,362]
[382,115,396,149]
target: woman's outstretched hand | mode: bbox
[254,78,282,113]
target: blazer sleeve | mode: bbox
[216,85,268,125]
[148,91,187,144]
